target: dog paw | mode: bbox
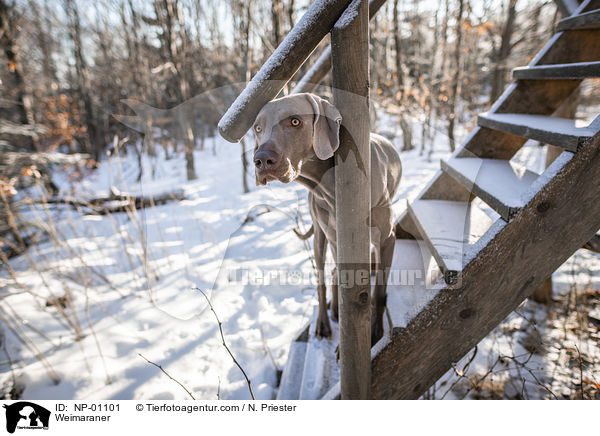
[315,315,332,338]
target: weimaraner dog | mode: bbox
[253,93,401,345]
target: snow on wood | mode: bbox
[478,112,600,151]
[298,308,340,400]
[443,157,540,211]
[385,240,441,331]
[334,0,361,29]
[276,339,308,400]
[408,199,496,274]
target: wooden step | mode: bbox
[407,200,496,285]
[441,157,540,220]
[557,8,600,31]
[298,308,339,400]
[276,325,309,400]
[513,61,600,80]
[478,113,599,152]
[385,239,441,335]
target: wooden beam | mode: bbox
[331,0,371,400]
[513,61,600,80]
[217,0,354,143]
[477,113,600,152]
[557,7,600,30]
[371,134,600,399]
[292,0,388,94]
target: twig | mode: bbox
[575,344,584,400]
[195,288,255,400]
[138,353,196,400]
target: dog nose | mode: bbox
[254,149,280,170]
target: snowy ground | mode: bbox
[1,109,598,400]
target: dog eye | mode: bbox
[290,117,301,127]
[254,125,262,133]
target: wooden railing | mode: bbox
[218,0,356,143]
[292,0,388,94]
[217,0,388,142]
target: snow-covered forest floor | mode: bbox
[1,107,598,400]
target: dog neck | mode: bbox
[295,155,336,209]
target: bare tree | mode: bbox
[0,0,37,150]
[489,0,518,103]
[147,0,198,180]
[447,0,465,151]
[64,0,103,160]
[392,0,413,151]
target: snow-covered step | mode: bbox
[441,157,540,221]
[298,308,340,400]
[276,326,309,400]
[557,8,600,31]
[385,239,442,336]
[407,200,496,285]
[513,61,600,80]
[478,113,600,152]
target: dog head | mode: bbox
[252,93,342,186]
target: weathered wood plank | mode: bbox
[385,240,441,334]
[407,200,495,284]
[463,81,581,158]
[276,341,308,400]
[394,170,472,238]
[331,0,371,400]
[478,113,600,152]
[557,8,600,31]
[442,157,539,221]
[513,61,600,80]
[536,29,600,65]
[371,134,600,400]
[217,0,355,142]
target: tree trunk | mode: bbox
[272,0,282,48]
[392,0,403,91]
[393,0,413,151]
[65,0,101,161]
[447,0,465,151]
[489,0,518,103]
[287,0,295,31]
[0,0,37,150]
[238,0,252,192]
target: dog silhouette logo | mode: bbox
[2,402,50,433]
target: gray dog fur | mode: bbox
[252,93,401,345]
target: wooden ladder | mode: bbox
[276,0,600,400]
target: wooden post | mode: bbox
[331,0,371,400]
[532,88,579,304]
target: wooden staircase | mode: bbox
[276,0,600,399]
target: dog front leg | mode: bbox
[372,233,395,346]
[313,223,331,338]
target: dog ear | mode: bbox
[305,94,342,160]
